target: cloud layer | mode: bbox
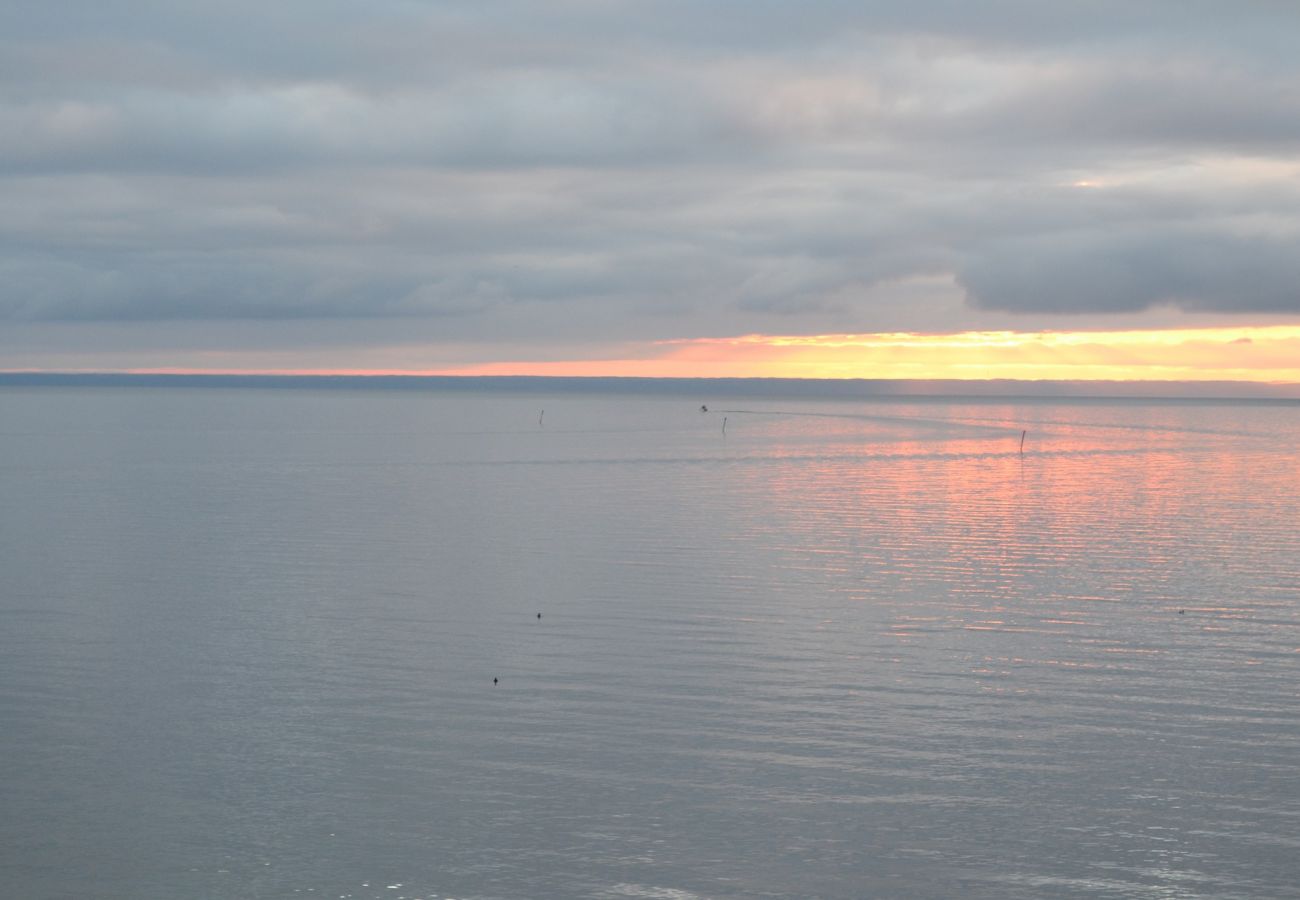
[3,0,1299,356]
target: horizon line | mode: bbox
[3,371,1298,401]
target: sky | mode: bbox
[3,0,1299,384]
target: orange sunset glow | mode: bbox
[426,325,1300,384]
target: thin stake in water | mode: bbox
[1019,429,1027,454]
[722,416,727,435]
[539,410,544,427]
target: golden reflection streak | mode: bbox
[730,401,1263,664]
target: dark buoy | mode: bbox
[493,677,499,685]
[537,612,542,620]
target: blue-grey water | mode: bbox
[1,387,1297,899]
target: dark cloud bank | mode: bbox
[2,0,1299,348]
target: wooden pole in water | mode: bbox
[722,416,727,435]
[539,410,544,427]
[1019,429,1026,455]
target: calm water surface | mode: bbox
[1,388,1297,899]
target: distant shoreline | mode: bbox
[2,372,1298,402]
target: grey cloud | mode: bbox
[0,76,745,175]
[2,0,1300,344]
[960,232,1300,315]
[960,61,1300,150]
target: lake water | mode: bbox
[1,386,1297,899]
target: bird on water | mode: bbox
[493,677,498,685]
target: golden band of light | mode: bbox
[66,323,1298,383]
[433,325,1300,383]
